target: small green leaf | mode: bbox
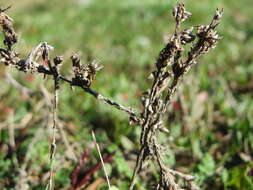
[198,153,215,176]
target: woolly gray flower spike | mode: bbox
[129,3,222,190]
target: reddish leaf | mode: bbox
[69,148,115,190]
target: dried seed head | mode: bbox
[173,3,192,23]
[195,24,221,54]
[71,53,81,68]
[83,60,103,85]
[71,53,86,84]
[54,56,63,65]
[22,42,53,73]
[180,27,195,44]
[0,13,12,24]
[41,42,54,61]
[89,60,103,72]
[196,25,208,36]
[156,42,175,69]
[71,54,103,87]
[0,8,18,50]
[193,8,222,55]
[32,42,54,62]
[213,8,223,23]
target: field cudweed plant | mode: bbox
[0,2,222,190]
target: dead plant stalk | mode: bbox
[0,3,222,190]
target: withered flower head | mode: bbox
[180,27,195,44]
[71,53,103,87]
[0,6,18,50]
[173,3,192,23]
[71,53,81,68]
[89,60,103,72]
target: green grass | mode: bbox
[0,0,253,189]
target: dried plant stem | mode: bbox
[7,108,15,149]
[129,3,223,190]
[0,8,138,189]
[0,4,222,190]
[59,75,139,122]
[0,47,140,125]
[46,83,58,190]
[91,129,111,190]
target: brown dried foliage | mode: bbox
[129,3,222,190]
[70,149,115,190]
[0,3,222,190]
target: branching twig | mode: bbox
[0,7,140,189]
[0,3,223,190]
[129,3,223,190]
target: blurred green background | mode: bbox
[0,0,253,189]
